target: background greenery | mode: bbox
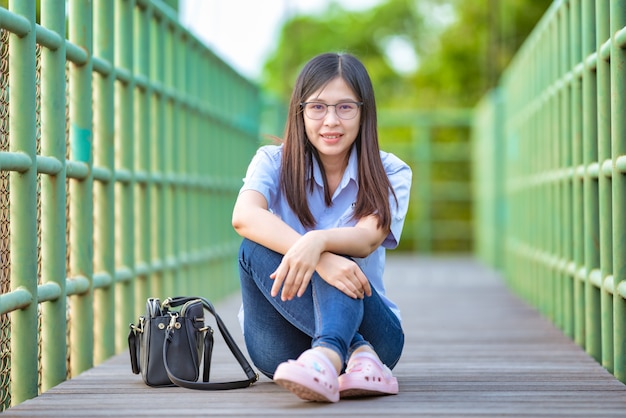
[261,0,552,109]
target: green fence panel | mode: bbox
[0,0,261,409]
[471,89,505,270]
[378,109,474,253]
[610,0,626,382]
[473,0,626,383]
[7,0,39,406]
[40,0,69,393]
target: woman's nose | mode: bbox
[323,106,340,124]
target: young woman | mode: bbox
[232,52,412,403]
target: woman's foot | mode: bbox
[273,349,340,403]
[338,351,399,398]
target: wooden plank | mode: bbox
[3,256,626,417]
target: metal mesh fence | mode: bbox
[0,0,263,409]
[1,27,10,411]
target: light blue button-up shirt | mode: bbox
[239,144,412,321]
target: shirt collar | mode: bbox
[310,144,358,189]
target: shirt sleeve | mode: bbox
[239,145,282,209]
[381,152,412,249]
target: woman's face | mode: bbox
[303,77,361,165]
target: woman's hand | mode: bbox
[235,191,375,301]
[270,230,373,301]
[270,231,324,301]
[316,252,372,299]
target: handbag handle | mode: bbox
[162,296,258,390]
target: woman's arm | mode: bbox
[308,215,389,259]
[232,189,301,255]
[232,189,378,301]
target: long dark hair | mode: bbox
[281,52,396,230]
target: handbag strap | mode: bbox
[162,296,258,390]
[203,330,213,382]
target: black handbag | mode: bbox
[128,296,258,390]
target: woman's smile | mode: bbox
[320,132,343,143]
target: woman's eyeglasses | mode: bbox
[300,101,363,120]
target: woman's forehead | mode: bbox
[306,77,357,101]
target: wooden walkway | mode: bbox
[3,256,626,417]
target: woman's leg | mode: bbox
[350,290,405,369]
[336,289,404,399]
[238,239,403,370]
[238,239,361,366]
[238,239,312,378]
[239,269,312,378]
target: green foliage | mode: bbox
[411,0,553,107]
[261,0,552,109]
[0,1,42,24]
[261,0,424,106]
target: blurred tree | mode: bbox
[0,1,40,22]
[411,0,553,107]
[261,0,426,106]
[261,0,552,108]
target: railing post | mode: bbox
[560,0,576,341]
[542,18,555,320]
[610,0,626,383]
[175,24,188,296]
[68,0,95,376]
[8,0,38,405]
[134,0,151,310]
[596,0,614,374]
[413,125,432,253]
[93,0,116,364]
[559,0,574,341]
[187,41,200,295]
[40,0,68,391]
[114,0,135,353]
[581,0,601,363]
[149,10,166,298]
[163,17,177,297]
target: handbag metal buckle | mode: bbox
[167,312,181,330]
[130,316,145,333]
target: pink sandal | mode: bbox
[338,351,399,398]
[273,349,339,403]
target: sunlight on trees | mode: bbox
[261,0,552,109]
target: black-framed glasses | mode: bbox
[300,101,363,120]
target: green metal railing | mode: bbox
[473,0,626,383]
[379,109,474,253]
[0,0,260,408]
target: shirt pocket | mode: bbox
[337,203,357,226]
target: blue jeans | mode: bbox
[237,238,404,379]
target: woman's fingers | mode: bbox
[269,269,284,298]
[314,253,372,299]
[358,271,372,297]
[272,262,315,301]
[341,266,371,299]
[271,234,323,300]
[296,270,313,298]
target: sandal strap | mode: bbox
[346,351,392,376]
[299,349,339,378]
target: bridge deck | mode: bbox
[3,256,626,417]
